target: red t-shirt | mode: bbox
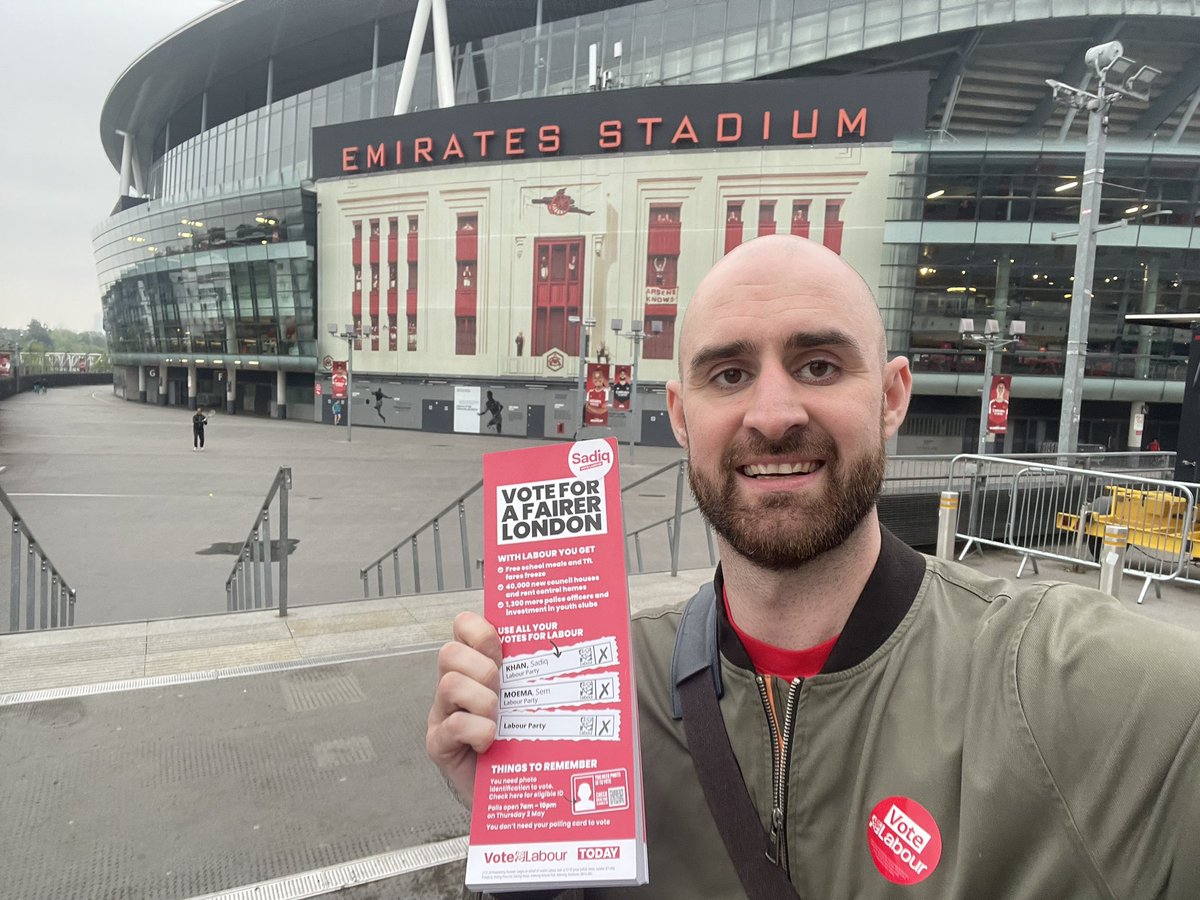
[724,589,839,681]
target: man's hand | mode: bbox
[426,611,502,806]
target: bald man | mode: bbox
[428,236,1200,899]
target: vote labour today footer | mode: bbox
[467,439,647,891]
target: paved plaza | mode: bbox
[0,385,688,626]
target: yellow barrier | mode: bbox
[1055,486,1200,560]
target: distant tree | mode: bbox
[26,319,54,349]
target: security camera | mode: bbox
[1085,41,1123,76]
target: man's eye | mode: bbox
[799,360,838,381]
[714,368,746,386]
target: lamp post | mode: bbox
[1046,41,1160,454]
[610,318,659,461]
[960,318,1025,454]
[568,313,596,433]
[328,323,358,443]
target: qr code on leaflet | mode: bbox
[579,646,595,665]
[607,786,627,807]
[580,716,596,735]
[580,681,595,700]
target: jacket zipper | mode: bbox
[756,675,803,872]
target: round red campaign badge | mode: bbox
[867,796,942,885]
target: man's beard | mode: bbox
[688,427,886,571]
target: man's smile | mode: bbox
[738,460,824,478]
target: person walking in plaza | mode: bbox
[191,409,208,451]
[427,235,1200,899]
[480,390,503,434]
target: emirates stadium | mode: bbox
[95,0,1200,457]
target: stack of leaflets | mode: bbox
[466,438,648,892]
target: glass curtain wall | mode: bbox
[96,189,317,359]
[883,143,1200,382]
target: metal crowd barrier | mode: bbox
[942,454,1197,604]
[882,451,1176,549]
[2,483,77,632]
[225,466,292,615]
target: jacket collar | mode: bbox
[717,526,926,674]
[671,527,926,718]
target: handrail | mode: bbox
[359,478,485,598]
[625,500,717,576]
[619,459,683,493]
[1,483,77,631]
[358,458,703,598]
[225,466,292,615]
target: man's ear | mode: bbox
[666,380,689,450]
[881,357,913,440]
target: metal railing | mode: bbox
[360,478,485,598]
[225,467,292,615]
[944,453,1197,603]
[621,459,708,576]
[356,449,1187,600]
[358,457,720,598]
[880,451,1176,548]
[2,483,77,632]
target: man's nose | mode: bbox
[742,365,810,440]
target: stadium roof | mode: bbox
[99,0,631,169]
[101,1,1200,173]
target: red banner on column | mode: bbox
[987,375,1012,434]
[331,361,348,400]
[585,363,611,426]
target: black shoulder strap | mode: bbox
[672,587,801,900]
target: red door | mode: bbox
[532,238,584,357]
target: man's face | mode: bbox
[666,237,910,570]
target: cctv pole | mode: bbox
[629,331,642,462]
[1057,73,1112,455]
[978,342,995,455]
[346,333,355,444]
[574,317,587,433]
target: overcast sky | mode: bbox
[0,1,221,332]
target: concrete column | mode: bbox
[187,363,198,410]
[226,365,238,415]
[158,366,168,406]
[275,369,287,420]
[395,0,433,115]
[117,130,134,197]
[369,20,380,117]
[137,365,147,403]
[1127,401,1146,450]
[430,0,456,108]
[130,142,145,195]
[1135,256,1159,378]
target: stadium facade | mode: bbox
[96,0,1200,454]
